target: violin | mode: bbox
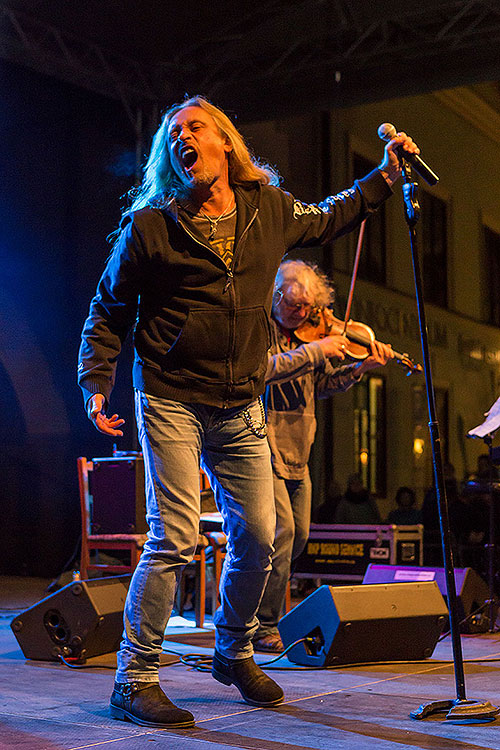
[295,307,422,376]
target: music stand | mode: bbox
[467,395,500,633]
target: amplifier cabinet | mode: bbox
[90,455,147,534]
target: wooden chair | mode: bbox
[174,535,208,627]
[78,456,147,580]
[77,456,208,628]
[203,529,227,614]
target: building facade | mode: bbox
[242,84,500,518]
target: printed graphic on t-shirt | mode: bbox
[210,234,235,267]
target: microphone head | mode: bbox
[377,122,397,142]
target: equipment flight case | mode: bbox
[293,524,424,583]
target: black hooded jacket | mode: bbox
[78,171,391,410]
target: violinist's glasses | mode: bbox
[276,290,312,312]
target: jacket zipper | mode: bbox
[178,206,259,408]
[223,270,233,293]
[223,207,259,406]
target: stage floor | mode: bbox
[2,576,500,749]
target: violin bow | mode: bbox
[342,218,423,376]
[342,219,366,335]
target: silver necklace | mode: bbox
[199,194,235,240]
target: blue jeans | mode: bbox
[115,391,275,683]
[255,471,312,638]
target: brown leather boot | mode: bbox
[212,650,284,707]
[110,682,195,728]
[253,633,284,653]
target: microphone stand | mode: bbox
[400,163,499,722]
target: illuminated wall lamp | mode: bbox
[413,438,425,456]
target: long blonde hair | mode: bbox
[128,95,280,214]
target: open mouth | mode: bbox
[180,147,198,170]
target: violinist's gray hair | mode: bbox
[273,259,335,309]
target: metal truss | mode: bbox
[178,0,500,94]
[0,0,499,116]
[0,4,168,128]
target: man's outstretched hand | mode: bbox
[378,131,420,186]
[87,393,125,436]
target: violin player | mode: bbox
[254,259,393,653]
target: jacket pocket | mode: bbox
[161,308,231,381]
[232,306,271,382]
[160,306,271,384]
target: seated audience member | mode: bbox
[421,462,459,565]
[387,486,422,525]
[334,473,381,525]
[422,461,458,533]
[468,453,499,484]
[450,485,491,569]
[314,480,343,524]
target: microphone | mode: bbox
[377,123,439,186]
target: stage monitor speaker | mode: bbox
[363,564,493,633]
[278,582,447,667]
[11,576,130,662]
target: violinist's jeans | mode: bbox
[115,391,276,683]
[255,471,312,637]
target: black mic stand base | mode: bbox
[411,698,500,722]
